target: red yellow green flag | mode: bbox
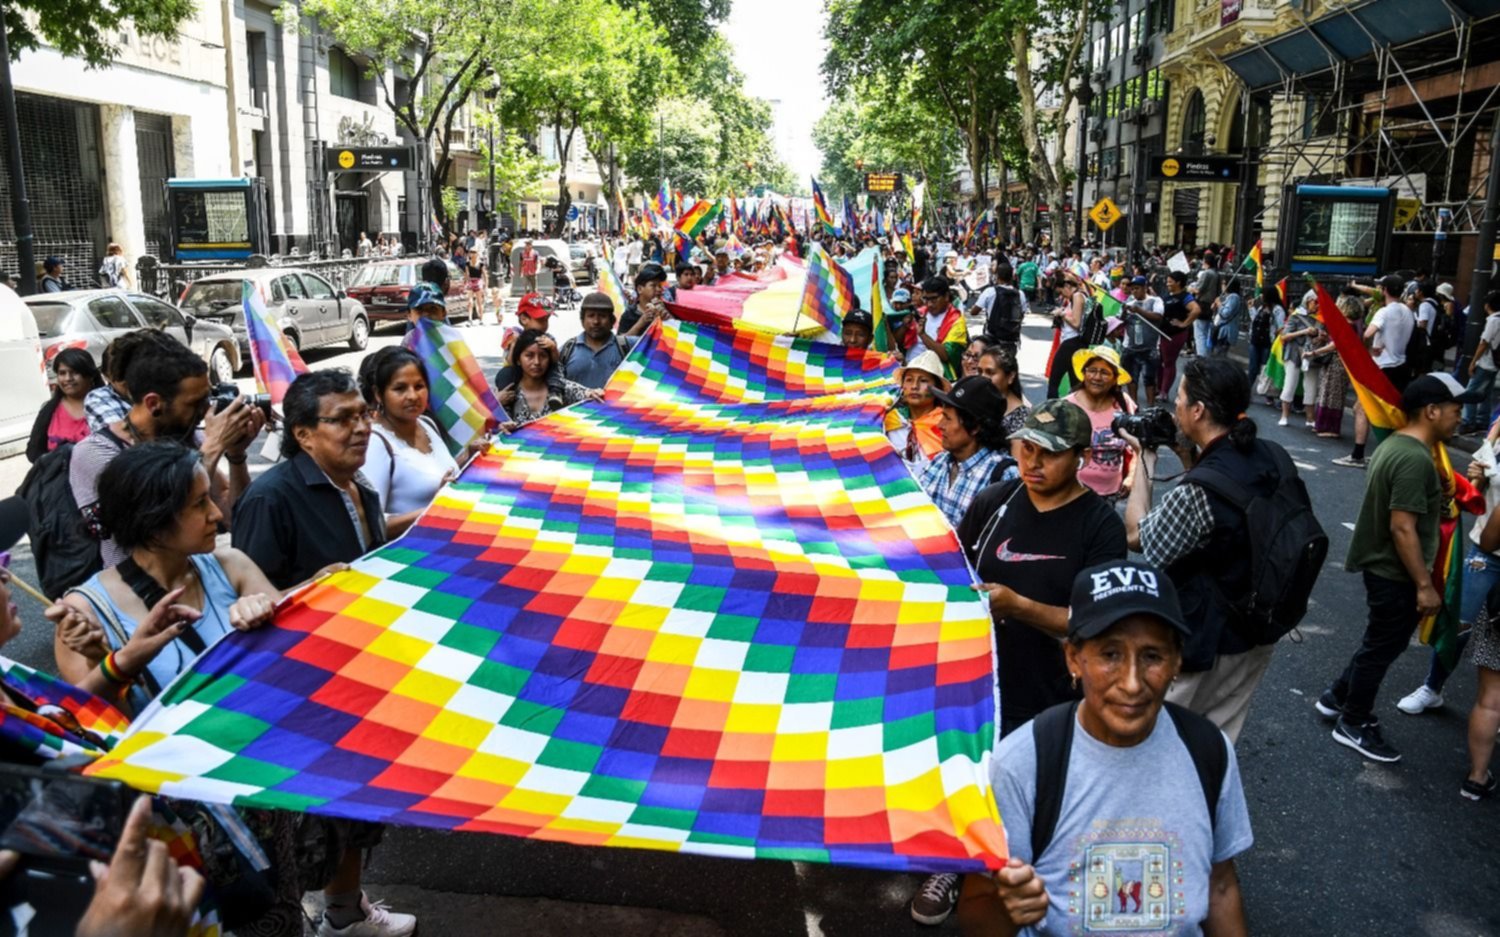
[1240,239,1264,295]
[675,198,722,240]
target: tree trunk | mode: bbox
[551,116,575,239]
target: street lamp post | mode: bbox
[0,0,37,295]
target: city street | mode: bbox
[1,311,1495,936]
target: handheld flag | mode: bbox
[869,254,889,353]
[797,242,856,335]
[811,177,837,236]
[614,190,629,237]
[1240,240,1264,295]
[403,318,500,455]
[597,240,629,316]
[242,280,308,404]
[676,198,722,240]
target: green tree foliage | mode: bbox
[468,115,553,220]
[812,75,962,205]
[1,0,194,67]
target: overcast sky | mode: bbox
[721,0,828,190]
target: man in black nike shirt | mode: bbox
[956,398,1128,737]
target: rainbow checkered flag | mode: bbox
[84,320,1008,874]
[797,242,855,336]
[402,318,499,454]
[242,280,307,404]
[597,240,629,315]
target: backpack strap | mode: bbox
[1029,700,1079,861]
[1162,702,1228,837]
[1181,466,1251,513]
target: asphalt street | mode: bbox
[1,308,1497,935]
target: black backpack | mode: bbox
[1030,700,1227,860]
[1404,308,1430,371]
[16,442,110,598]
[1186,443,1329,645]
[1250,307,1274,348]
[986,286,1025,343]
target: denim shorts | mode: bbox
[1460,542,1500,625]
[1120,347,1159,384]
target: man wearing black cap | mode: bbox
[917,376,1017,526]
[841,308,874,351]
[1120,276,1164,406]
[1317,372,1477,762]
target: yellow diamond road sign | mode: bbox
[1089,197,1122,231]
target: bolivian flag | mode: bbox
[675,199,721,240]
[1240,239,1264,296]
[1312,276,1482,667]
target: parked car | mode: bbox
[344,258,469,322]
[24,289,243,384]
[568,243,596,285]
[0,285,51,448]
[177,268,370,364]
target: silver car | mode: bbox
[178,268,371,365]
[24,289,243,384]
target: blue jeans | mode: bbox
[1463,368,1497,426]
[1193,318,1213,357]
[1422,543,1495,690]
[1248,343,1271,391]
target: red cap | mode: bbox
[517,292,554,320]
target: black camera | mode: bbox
[1112,405,1178,449]
[210,382,274,420]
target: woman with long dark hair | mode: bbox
[27,347,103,461]
[976,345,1031,436]
[1157,270,1203,400]
[504,329,603,425]
[359,347,462,537]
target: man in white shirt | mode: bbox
[1461,288,1500,433]
[1367,274,1416,391]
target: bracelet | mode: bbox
[99,651,134,686]
[225,452,248,465]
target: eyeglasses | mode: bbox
[1083,368,1116,379]
[316,409,374,430]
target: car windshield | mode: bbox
[180,280,247,313]
[28,302,73,338]
[350,264,410,288]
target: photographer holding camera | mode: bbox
[71,336,265,571]
[1122,356,1307,743]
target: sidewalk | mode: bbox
[302,887,726,937]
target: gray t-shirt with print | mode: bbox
[990,710,1254,936]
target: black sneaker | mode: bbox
[1332,717,1401,763]
[1461,772,1497,801]
[910,872,959,925]
[1314,688,1343,719]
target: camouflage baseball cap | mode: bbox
[1009,398,1092,452]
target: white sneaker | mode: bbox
[1396,685,1444,715]
[317,898,416,937]
[1277,417,1289,426]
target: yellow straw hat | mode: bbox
[1072,344,1131,386]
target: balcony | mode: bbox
[1166,0,1286,57]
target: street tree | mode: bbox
[1,0,194,67]
[824,0,1017,212]
[813,75,962,207]
[294,0,566,235]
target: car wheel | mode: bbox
[349,316,369,351]
[209,345,235,384]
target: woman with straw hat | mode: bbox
[1065,345,1137,498]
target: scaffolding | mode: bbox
[1216,0,1500,265]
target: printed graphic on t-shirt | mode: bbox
[1065,826,1186,934]
[994,537,1067,563]
[1090,427,1126,470]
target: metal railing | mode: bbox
[135,254,380,300]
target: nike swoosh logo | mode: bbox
[995,538,1067,563]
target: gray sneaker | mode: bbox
[1332,455,1367,469]
[910,872,960,925]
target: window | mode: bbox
[279,275,307,300]
[1105,85,1120,117]
[1146,69,1166,101]
[1131,10,1146,46]
[301,274,336,299]
[1182,90,1207,153]
[1148,0,1174,33]
[1093,34,1107,69]
[1124,77,1143,108]
[131,296,184,329]
[88,297,141,330]
[328,47,364,101]
[246,32,267,109]
[269,279,285,303]
[1302,94,1341,140]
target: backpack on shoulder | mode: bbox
[986,286,1025,344]
[1185,442,1329,645]
[17,443,104,598]
[1030,700,1227,860]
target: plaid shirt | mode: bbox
[83,385,130,433]
[919,447,1016,526]
[1138,482,1215,568]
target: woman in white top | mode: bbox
[358,347,465,537]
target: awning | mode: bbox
[1222,0,1500,92]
